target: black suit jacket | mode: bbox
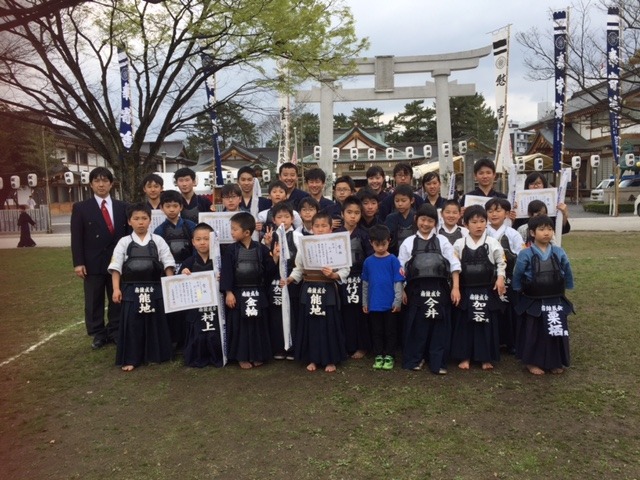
[71,197,129,275]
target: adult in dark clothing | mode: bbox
[17,206,36,247]
[459,158,507,207]
[378,163,424,221]
[174,167,212,223]
[71,167,129,349]
[278,162,309,209]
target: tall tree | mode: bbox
[449,94,497,145]
[386,100,436,143]
[348,107,384,128]
[0,0,367,200]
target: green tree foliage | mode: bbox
[449,94,497,145]
[334,107,385,129]
[386,100,436,143]
[0,0,367,200]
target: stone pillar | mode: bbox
[319,80,335,196]
[433,70,454,197]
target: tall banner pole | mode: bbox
[276,224,292,351]
[492,26,512,183]
[118,48,133,152]
[607,6,621,216]
[553,10,569,174]
[201,54,224,194]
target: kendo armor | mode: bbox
[522,252,565,298]
[500,235,517,278]
[121,239,165,283]
[438,226,463,245]
[394,224,415,250]
[350,236,366,273]
[460,243,496,287]
[188,259,213,273]
[405,236,450,282]
[234,243,264,287]
[181,204,199,224]
[162,222,192,263]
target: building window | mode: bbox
[66,147,76,164]
[78,150,88,165]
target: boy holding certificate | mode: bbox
[178,223,224,368]
[282,212,349,373]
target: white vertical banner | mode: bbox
[554,168,572,247]
[492,26,511,173]
[210,231,227,365]
[496,118,514,174]
[276,224,292,350]
[276,60,290,171]
[250,177,260,241]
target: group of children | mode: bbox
[107,160,574,376]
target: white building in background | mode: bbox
[507,119,534,156]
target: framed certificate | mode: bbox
[199,212,235,244]
[299,231,352,270]
[514,188,557,218]
[161,271,219,313]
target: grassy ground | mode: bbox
[0,233,639,480]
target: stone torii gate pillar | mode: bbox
[296,46,492,196]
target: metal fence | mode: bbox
[0,206,50,233]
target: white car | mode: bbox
[635,195,640,216]
[590,178,615,202]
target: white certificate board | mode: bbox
[514,188,557,218]
[299,231,352,270]
[161,271,219,313]
[151,210,168,233]
[199,212,235,244]
[463,195,490,208]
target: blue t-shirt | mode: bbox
[362,254,404,312]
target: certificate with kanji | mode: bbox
[300,231,352,269]
[199,212,235,244]
[514,188,557,218]
[161,271,219,313]
[463,195,490,208]
[151,210,167,233]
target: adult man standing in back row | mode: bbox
[71,167,129,349]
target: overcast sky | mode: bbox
[304,0,608,126]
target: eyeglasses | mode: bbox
[394,172,410,179]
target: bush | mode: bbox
[583,202,634,214]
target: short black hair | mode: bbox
[369,224,391,243]
[221,183,242,197]
[237,166,256,179]
[126,202,151,219]
[271,202,294,218]
[392,162,412,177]
[311,211,332,226]
[142,173,164,188]
[524,172,548,189]
[304,168,326,183]
[278,162,298,175]
[334,175,355,192]
[485,197,511,211]
[463,204,487,224]
[366,165,385,178]
[159,190,183,206]
[442,199,461,211]
[421,172,440,185]
[473,158,496,175]
[527,199,548,216]
[297,196,320,212]
[356,187,379,203]
[393,184,414,199]
[230,211,255,233]
[269,180,288,193]
[89,167,114,183]
[528,214,554,232]
[193,222,214,236]
[414,203,438,223]
[341,195,362,212]
[173,167,196,181]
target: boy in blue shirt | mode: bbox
[362,224,404,370]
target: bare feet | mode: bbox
[481,362,494,370]
[239,361,253,369]
[121,365,135,372]
[527,365,545,375]
[350,350,366,359]
[252,361,263,368]
[458,360,470,370]
[324,364,336,373]
[551,368,564,374]
[306,362,317,372]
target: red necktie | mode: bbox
[101,199,115,235]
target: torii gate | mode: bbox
[295,46,492,196]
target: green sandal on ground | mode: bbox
[382,355,394,370]
[373,355,384,370]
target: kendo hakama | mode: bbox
[116,241,172,368]
[401,235,453,373]
[450,244,503,365]
[295,273,348,367]
[514,251,574,370]
[340,228,373,355]
[221,241,273,364]
[180,256,224,368]
[498,235,519,353]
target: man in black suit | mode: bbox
[71,167,129,349]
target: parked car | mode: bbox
[590,178,615,202]
[602,175,640,205]
[635,195,640,216]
